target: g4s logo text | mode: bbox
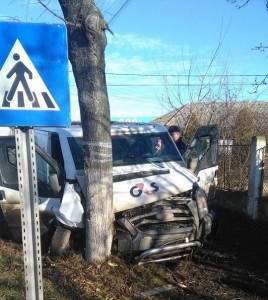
[130,182,159,197]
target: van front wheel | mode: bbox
[49,224,71,257]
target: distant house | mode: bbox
[152,101,268,142]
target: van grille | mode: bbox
[122,199,194,233]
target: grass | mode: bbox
[0,241,25,299]
[1,207,267,300]
[0,239,183,300]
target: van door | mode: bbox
[0,137,63,241]
[184,125,218,201]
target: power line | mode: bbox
[69,81,268,87]
[69,69,268,79]
[96,0,133,24]
[106,72,268,78]
[107,83,263,87]
[98,0,117,17]
[108,0,132,25]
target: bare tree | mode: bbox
[58,0,113,263]
[160,47,244,141]
[161,1,268,138]
[227,0,268,10]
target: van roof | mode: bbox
[34,122,167,137]
[111,122,167,134]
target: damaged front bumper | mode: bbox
[113,198,217,264]
[135,240,202,264]
[135,210,217,264]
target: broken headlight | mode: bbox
[194,186,209,219]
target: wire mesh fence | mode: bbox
[217,143,268,198]
[217,144,250,191]
[261,146,268,197]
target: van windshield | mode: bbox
[112,132,183,166]
[67,132,183,170]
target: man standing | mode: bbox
[168,125,187,155]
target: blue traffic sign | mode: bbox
[0,22,70,126]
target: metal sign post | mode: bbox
[0,21,70,298]
[15,127,43,300]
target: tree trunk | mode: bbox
[58,0,113,262]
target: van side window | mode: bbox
[51,134,64,170]
[6,146,61,197]
[36,152,61,197]
[186,136,212,172]
[7,147,16,166]
[3,147,19,190]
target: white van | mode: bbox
[0,122,218,263]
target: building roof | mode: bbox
[152,101,268,137]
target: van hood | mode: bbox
[75,161,198,213]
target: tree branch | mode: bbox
[37,0,69,24]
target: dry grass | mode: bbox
[1,208,268,300]
[0,239,182,300]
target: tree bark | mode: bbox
[58,0,113,262]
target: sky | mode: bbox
[0,0,268,122]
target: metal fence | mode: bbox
[261,146,268,197]
[217,144,250,191]
[217,144,268,197]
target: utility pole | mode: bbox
[252,43,268,52]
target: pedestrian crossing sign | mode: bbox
[0,22,70,126]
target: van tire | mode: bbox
[49,224,71,257]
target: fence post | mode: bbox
[247,136,266,220]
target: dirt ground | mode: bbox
[164,206,268,300]
[1,206,268,299]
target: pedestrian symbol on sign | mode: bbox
[6,53,33,103]
[0,39,60,111]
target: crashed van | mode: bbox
[0,122,218,263]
